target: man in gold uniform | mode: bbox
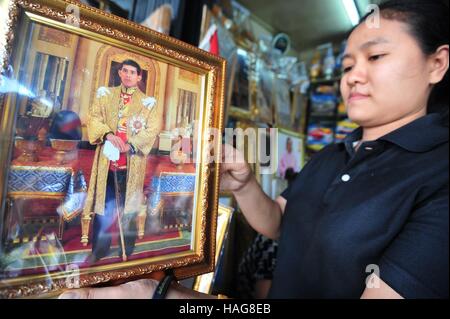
[82,59,159,262]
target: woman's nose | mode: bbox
[346,63,368,86]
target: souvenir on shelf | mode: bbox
[335,118,359,143]
[309,50,322,81]
[306,123,335,151]
[310,93,337,116]
[322,46,336,80]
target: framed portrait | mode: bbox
[229,48,254,120]
[251,58,274,125]
[291,85,308,133]
[192,203,233,294]
[0,0,225,298]
[274,77,293,129]
[272,129,305,199]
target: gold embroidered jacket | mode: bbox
[84,85,159,216]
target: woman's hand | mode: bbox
[220,144,253,194]
[58,278,217,299]
[58,279,158,299]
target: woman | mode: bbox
[60,0,449,299]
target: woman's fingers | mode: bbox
[58,279,157,299]
[220,144,253,192]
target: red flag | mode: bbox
[199,24,220,56]
[209,30,220,56]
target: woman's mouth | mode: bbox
[348,92,370,103]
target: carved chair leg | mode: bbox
[81,213,91,246]
[137,206,147,240]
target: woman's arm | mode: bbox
[59,144,287,299]
[221,144,286,240]
[360,274,404,299]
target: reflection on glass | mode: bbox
[1,15,202,287]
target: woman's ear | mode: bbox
[429,45,449,85]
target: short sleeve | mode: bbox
[379,185,449,299]
[280,148,324,201]
[280,185,291,201]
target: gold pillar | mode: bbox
[37,54,49,92]
[67,38,90,112]
[163,65,175,130]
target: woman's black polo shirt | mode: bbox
[269,113,449,299]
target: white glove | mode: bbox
[142,96,157,109]
[103,141,120,161]
[96,87,111,98]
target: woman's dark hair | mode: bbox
[49,111,82,140]
[359,0,449,122]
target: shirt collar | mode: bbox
[343,127,363,156]
[343,113,449,154]
[120,85,137,95]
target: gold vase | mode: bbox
[14,139,39,163]
[50,139,80,164]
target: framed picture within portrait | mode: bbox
[0,0,225,298]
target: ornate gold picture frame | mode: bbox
[0,0,225,298]
[192,203,233,294]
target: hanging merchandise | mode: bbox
[272,33,291,55]
[140,4,174,35]
[291,62,310,91]
[230,1,256,49]
[290,62,310,132]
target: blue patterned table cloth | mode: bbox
[7,165,87,221]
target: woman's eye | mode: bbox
[342,66,353,73]
[369,54,385,62]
